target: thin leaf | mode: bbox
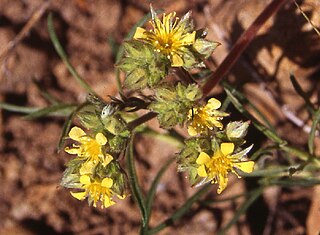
[217,187,263,235]
[241,166,290,177]
[24,104,76,119]
[47,13,97,96]
[0,102,40,114]
[290,74,315,115]
[146,157,175,220]
[125,136,147,226]
[266,177,320,187]
[308,108,320,155]
[149,184,211,234]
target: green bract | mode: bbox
[117,40,169,90]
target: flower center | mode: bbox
[205,152,233,179]
[82,139,102,161]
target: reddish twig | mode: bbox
[128,112,158,130]
[202,0,288,96]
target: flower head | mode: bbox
[187,98,229,136]
[134,10,196,67]
[196,142,254,194]
[65,127,113,173]
[71,175,122,208]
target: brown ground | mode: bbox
[0,0,320,234]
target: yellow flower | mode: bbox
[196,142,254,194]
[187,98,229,136]
[65,127,113,174]
[71,175,119,208]
[133,11,196,67]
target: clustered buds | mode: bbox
[61,6,255,208]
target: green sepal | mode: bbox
[95,161,127,197]
[60,158,83,188]
[226,121,250,141]
[177,137,211,186]
[108,134,129,153]
[102,114,128,135]
[193,38,220,59]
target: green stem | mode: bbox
[126,137,147,226]
[141,157,176,234]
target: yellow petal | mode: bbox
[104,197,115,208]
[101,178,113,188]
[79,175,91,185]
[64,147,80,155]
[95,133,107,145]
[206,98,221,110]
[187,126,197,136]
[221,143,234,156]
[69,127,86,141]
[197,165,207,177]
[70,191,86,200]
[133,27,147,39]
[217,174,228,194]
[80,161,96,175]
[234,161,255,173]
[181,31,195,45]
[117,194,126,200]
[103,154,113,166]
[171,54,184,67]
[196,152,211,164]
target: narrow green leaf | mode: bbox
[47,13,97,96]
[126,136,147,226]
[0,102,40,114]
[308,108,320,155]
[146,157,175,219]
[290,74,315,115]
[24,104,76,119]
[217,187,263,235]
[241,166,290,177]
[149,184,211,234]
[265,177,320,187]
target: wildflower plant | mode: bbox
[2,3,320,234]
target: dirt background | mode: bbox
[0,0,320,234]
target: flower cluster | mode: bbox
[61,6,255,209]
[62,126,127,208]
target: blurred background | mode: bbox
[0,0,319,234]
